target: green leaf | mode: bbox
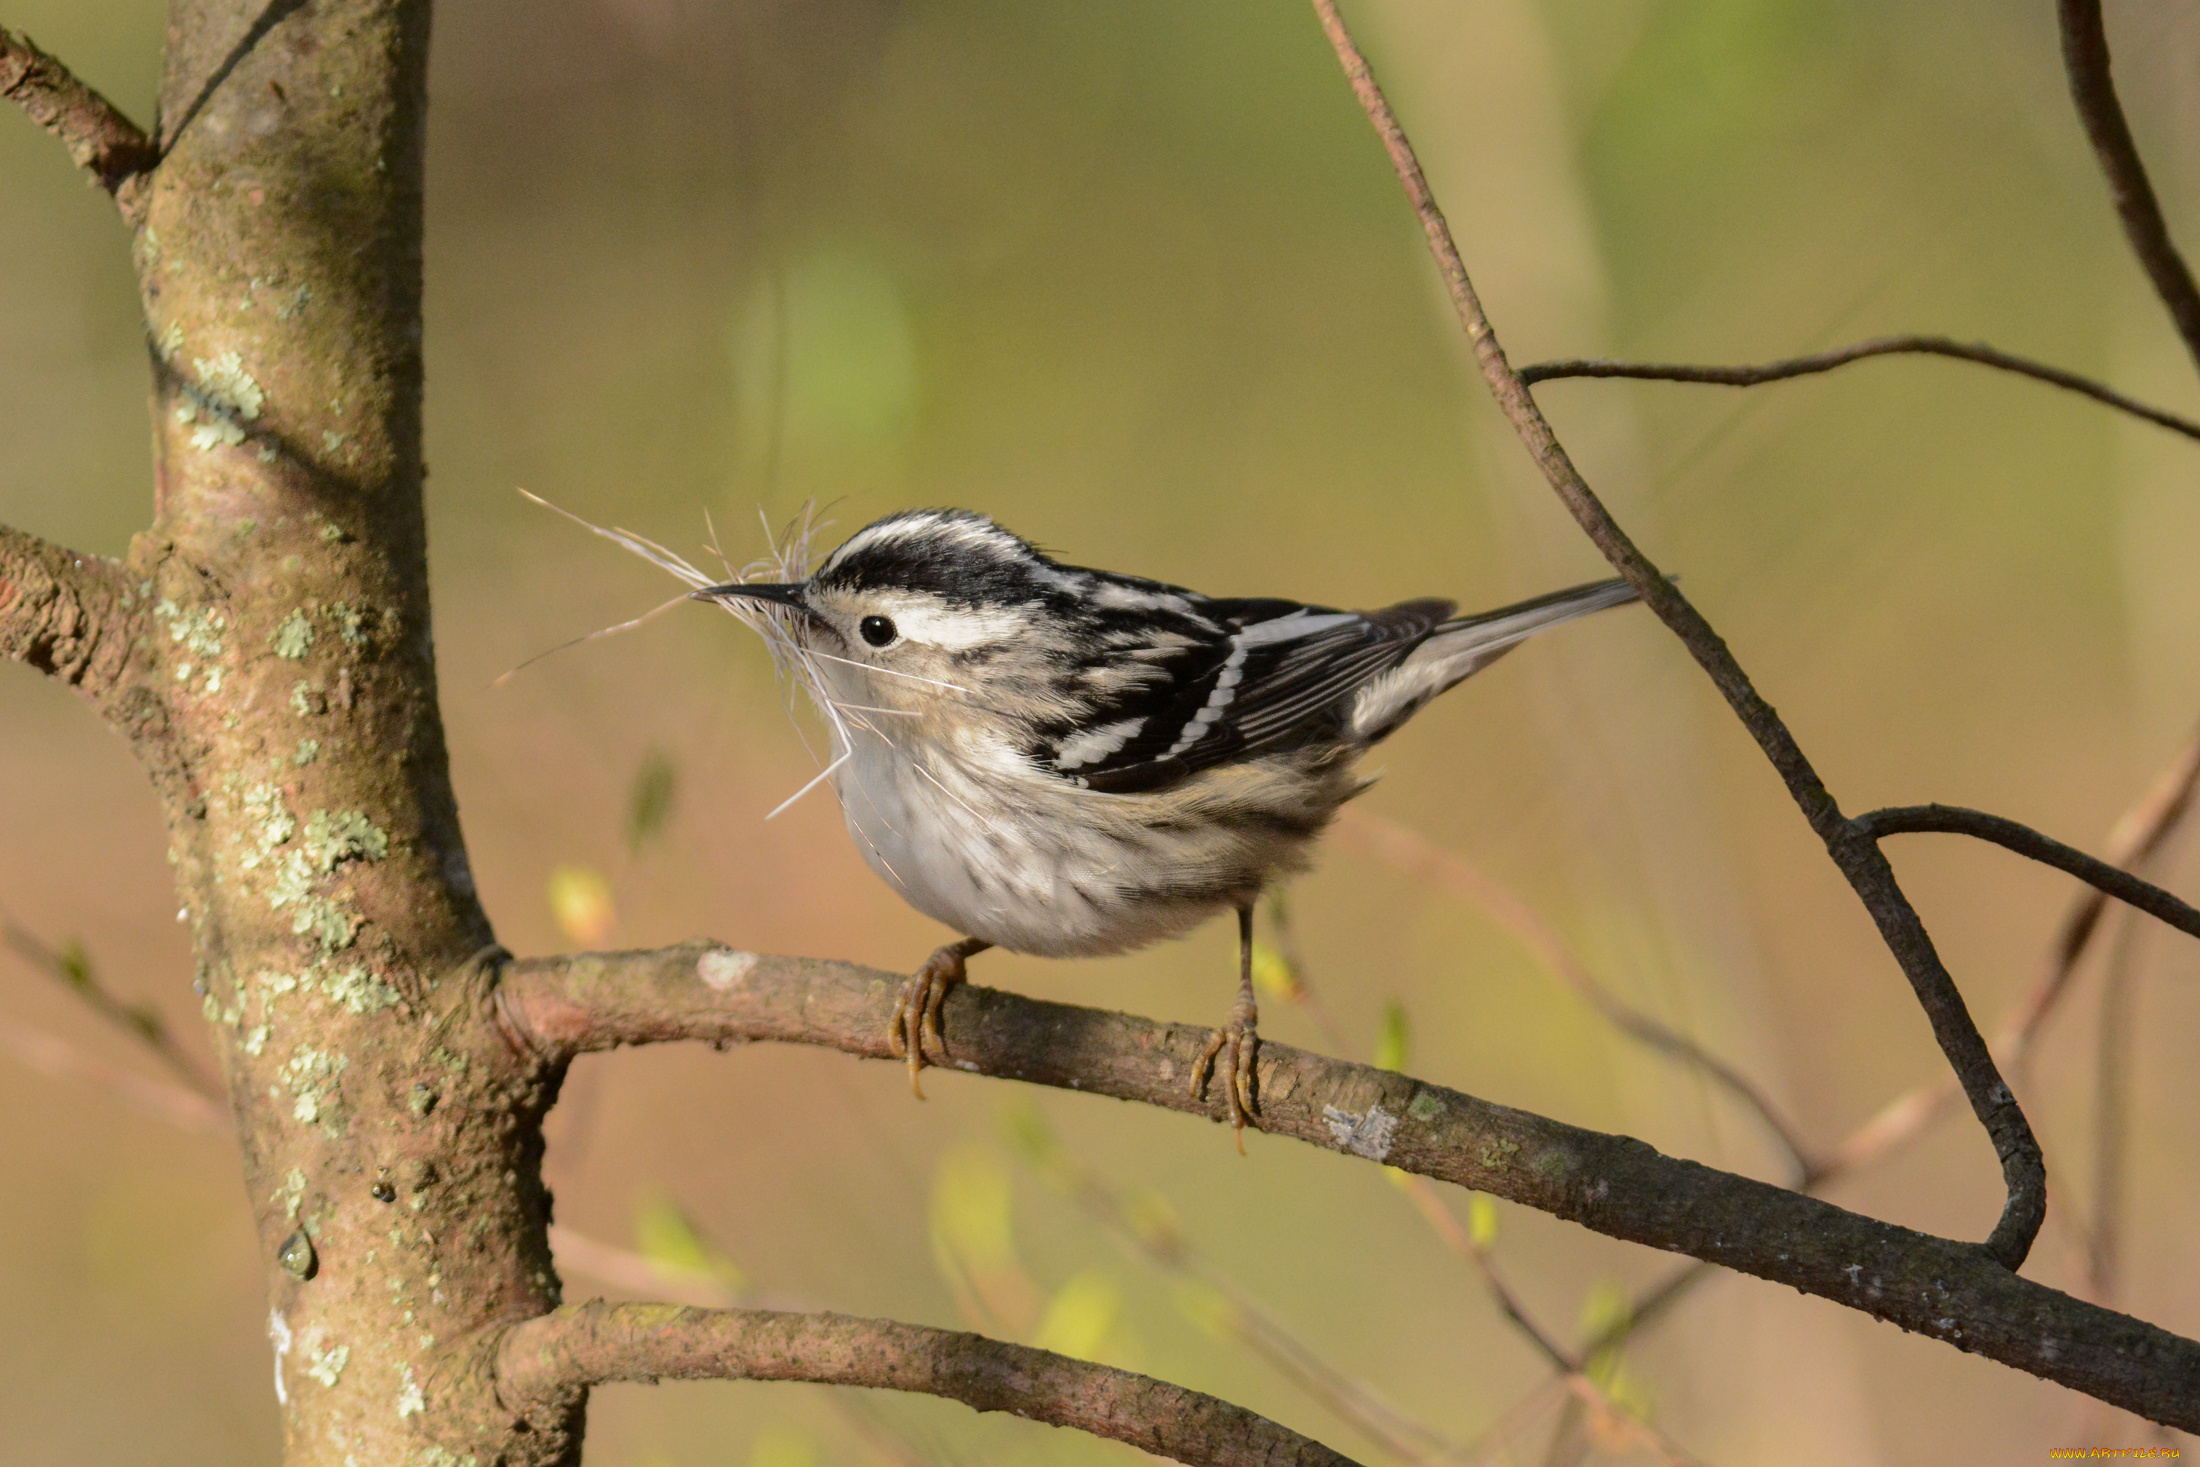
[1467,1193,1499,1250]
[930,1147,1018,1275]
[626,751,677,854]
[1248,939,1297,998]
[57,940,93,990]
[1578,1277,1632,1343]
[631,1189,748,1292]
[1171,1279,1239,1342]
[1374,1000,1409,1073]
[997,1100,1062,1173]
[1123,1189,1185,1260]
[1031,1270,1121,1360]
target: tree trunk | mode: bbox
[138,2,577,1459]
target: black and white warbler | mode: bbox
[692,509,1640,1138]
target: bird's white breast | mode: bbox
[828,724,1228,957]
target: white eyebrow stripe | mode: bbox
[868,596,1026,651]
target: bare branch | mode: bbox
[0,524,142,706]
[0,1010,225,1131]
[1008,1106,1465,1460]
[1,912,224,1098]
[2088,903,2145,1306]
[2058,0,2200,376]
[1258,897,1582,1380]
[1854,804,2200,945]
[1520,336,2200,444]
[496,1300,1361,1467]
[0,26,155,217]
[499,945,2200,1426]
[1824,726,2200,1177]
[546,1225,743,1310]
[1303,0,2044,1268]
[1333,808,1815,1184]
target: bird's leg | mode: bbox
[1191,904,1260,1148]
[889,936,991,1098]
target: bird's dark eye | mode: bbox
[859,614,897,647]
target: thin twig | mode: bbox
[0,912,224,1098]
[1333,808,1814,1184]
[0,1011,225,1131]
[2088,904,2143,1306]
[496,1301,1362,1467]
[1852,804,2200,945]
[1389,1170,1574,1375]
[1520,337,2200,444]
[1822,726,2200,1177]
[0,26,155,218]
[1306,0,2043,1269]
[1263,892,1592,1374]
[1602,729,2200,1357]
[546,1225,743,1310]
[2058,0,2200,376]
[1009,1106,1469,1462]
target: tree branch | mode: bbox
[2058,0,2200,377]
[0,524,143,710]
[1301,0,2044,1266]
[1,911,225,1099]
[1333,808,1815,1184]
[497,946,2200,1428]
[495,1301,1362,1467]
[1823,725,2200,1178]
[1519,336,2200,444]
[0,26,155,218]
[0,1008,226,1132]
[1855,804,2200,944]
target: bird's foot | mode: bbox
[888,937,987,1098]
[1191,989,1260,1150]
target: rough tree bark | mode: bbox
[7,0,2200,1462]
[126,1,572,1460]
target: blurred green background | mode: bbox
[4,0,2198,1462]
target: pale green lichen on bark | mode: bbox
[281,1046,351,1136]
[322,964,400,1015]
[304,809,388,869]
[305,1330,350,1388]
[329,603,370,646]
[396,1362,426,1417]
[272,608,315,659]
[173,350,266,450]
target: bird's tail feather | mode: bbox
[1347,577,1641,744]
[1431,576,1641,653]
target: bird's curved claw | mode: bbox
[889,938,984,1097]
[1191,995,1259,1149]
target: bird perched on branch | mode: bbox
[691,509,1640,1140]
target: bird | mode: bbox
[692,508,1641,1140]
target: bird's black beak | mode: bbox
[692,580,831,629]
[692,580,808,608]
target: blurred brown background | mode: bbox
[4,0,2198,1462]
